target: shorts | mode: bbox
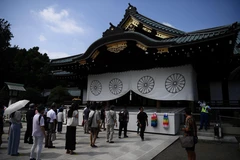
[186,144,195,151]
[90,128,98,134]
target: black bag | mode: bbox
[39,115,49,131]
[180,136,194,148]
[88,111,95,128]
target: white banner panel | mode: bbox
[87,65,197,101]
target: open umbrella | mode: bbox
[4,99,30,116]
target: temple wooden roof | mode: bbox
[50,4,240,80]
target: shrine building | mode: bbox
[50,4,240,134]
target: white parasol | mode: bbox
[4,99,30,116]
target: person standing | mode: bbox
[118,105,129,138]
[137,107,148,141]
[83,105,90,134]
[65,103,79,155]
[198,101,211,131]
[106,105,117,143]
[46,103,57,148]
[0,103,4,148]
[57,108,64,133]
[8,110,22,156]
[30,105,47,160]
[24,103,35,144]
[100,106,106,131]
[89,104,100,147]
[182,107,197,160]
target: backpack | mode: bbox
[119,111,125,122]
[39,115,49,131]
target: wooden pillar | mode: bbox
[189,101,195,113]
[222,77,229,107]
[106,101,110,107]
[156,100,160,112]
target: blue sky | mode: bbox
[0,0,239,59]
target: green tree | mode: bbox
[47,86,70,106]
[19,87,44,104]
[0,19,13,52]
[0,19,14,88]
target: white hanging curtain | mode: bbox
[86,65,197,101]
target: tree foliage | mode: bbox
[0,19,13,51]
[19,87,44,104]
[47,86,71,106]
[0,18,70,105]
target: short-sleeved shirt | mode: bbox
[57,112,63,122]
[89,110,100,128]
[32,113,45,137]
[137,112,148,126]
[106,110,116,125]
[185,116,197,136]
[47,109,56,122]
[83,108,90,120]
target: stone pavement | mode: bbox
[0,123,178,160]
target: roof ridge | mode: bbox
[187,22,240,34]
[133,12,185,34]
[50,53,83,62]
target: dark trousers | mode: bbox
[45,123,54,147]
[140,124,146,140]
[200,112,209,130]
[24,124,33,143]
[119,121,128,137]
[57,122,63,132]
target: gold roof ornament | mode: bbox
[79,60,86,65]
[157,48,169,54]
[106,41,127,53]
[156,31,171,39]
[142,25,152,33]
[136,42,147,51]
[91,50,100,60]
[124,17,139,31]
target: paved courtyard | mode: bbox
[0,123,178,160]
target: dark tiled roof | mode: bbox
[132,13,186,36]
[159,23,240,44]
[50,54,83,64]
[234,31,240,54]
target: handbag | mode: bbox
[67,117,78,126]
[179,136,194,148]
[88,111,95,128]
[51,133,56,141]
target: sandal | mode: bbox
[70,151,76,155]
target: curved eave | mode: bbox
[74,31,176,61]
[50,53,83,64]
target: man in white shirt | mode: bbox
[106,105,117,143]
[46,103,57,148]
[30,105,46,160]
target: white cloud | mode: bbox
[39,35,47,42]
[162,22,175,28]
[40,49,72,59]
[38,7,84,34]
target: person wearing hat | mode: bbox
[30,104,47,160]
[24,103,36,144]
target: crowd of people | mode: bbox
[0,100,207,160]
[0,101,150,160]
